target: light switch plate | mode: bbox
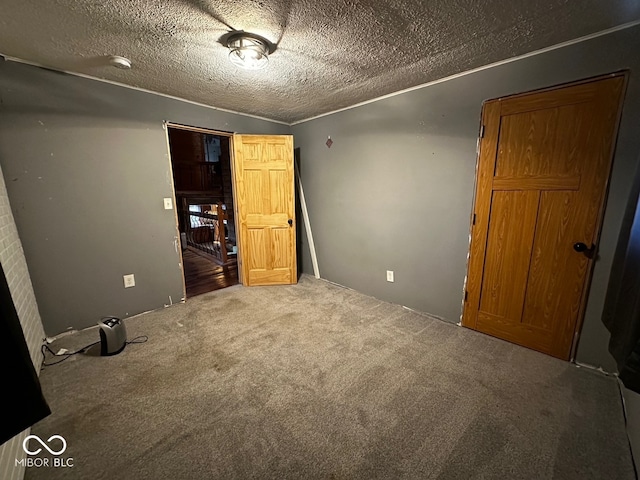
[163,197,173,210]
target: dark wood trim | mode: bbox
[165,122,234,137]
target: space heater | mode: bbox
[98,317,127,356]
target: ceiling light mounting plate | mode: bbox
[226,32,273,70]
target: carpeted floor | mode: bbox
[26,275,634,479]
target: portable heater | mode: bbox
[98,317,127,356]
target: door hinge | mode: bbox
[464,290,469,302]
[479,125,485,138]
[472,213,476,225]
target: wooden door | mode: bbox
[232,135,297,286]
[462,74,625,360]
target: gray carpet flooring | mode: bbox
[26,275,635,479]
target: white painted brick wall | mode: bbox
[0,164,46,480]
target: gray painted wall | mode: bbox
[292,25,640,371]
[0,60,288,336]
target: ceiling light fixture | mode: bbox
[226,32,271,70]
[108,55,132,70]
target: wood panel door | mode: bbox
[462,74,626,360]
[232,134,297,286]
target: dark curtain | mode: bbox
[603,154,640,393]
[0,262,50,445]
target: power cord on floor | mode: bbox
[41,335,149,367]
[41,341,99,366]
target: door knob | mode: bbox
[288,219,293,227]
[573,242,595,258]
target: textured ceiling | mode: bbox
[1,1,639,124]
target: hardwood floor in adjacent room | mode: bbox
[182,247,238,297]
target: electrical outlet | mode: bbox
[386,270,394,282]
[123,274,135,288]
[163,197,173,210]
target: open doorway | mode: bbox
[167,125,238,297]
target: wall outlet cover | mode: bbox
[163,197,173,210]
[387,270,394,282]
[123,274,135,288]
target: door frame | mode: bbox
[163,122,243,301]
[461,72,629,361]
